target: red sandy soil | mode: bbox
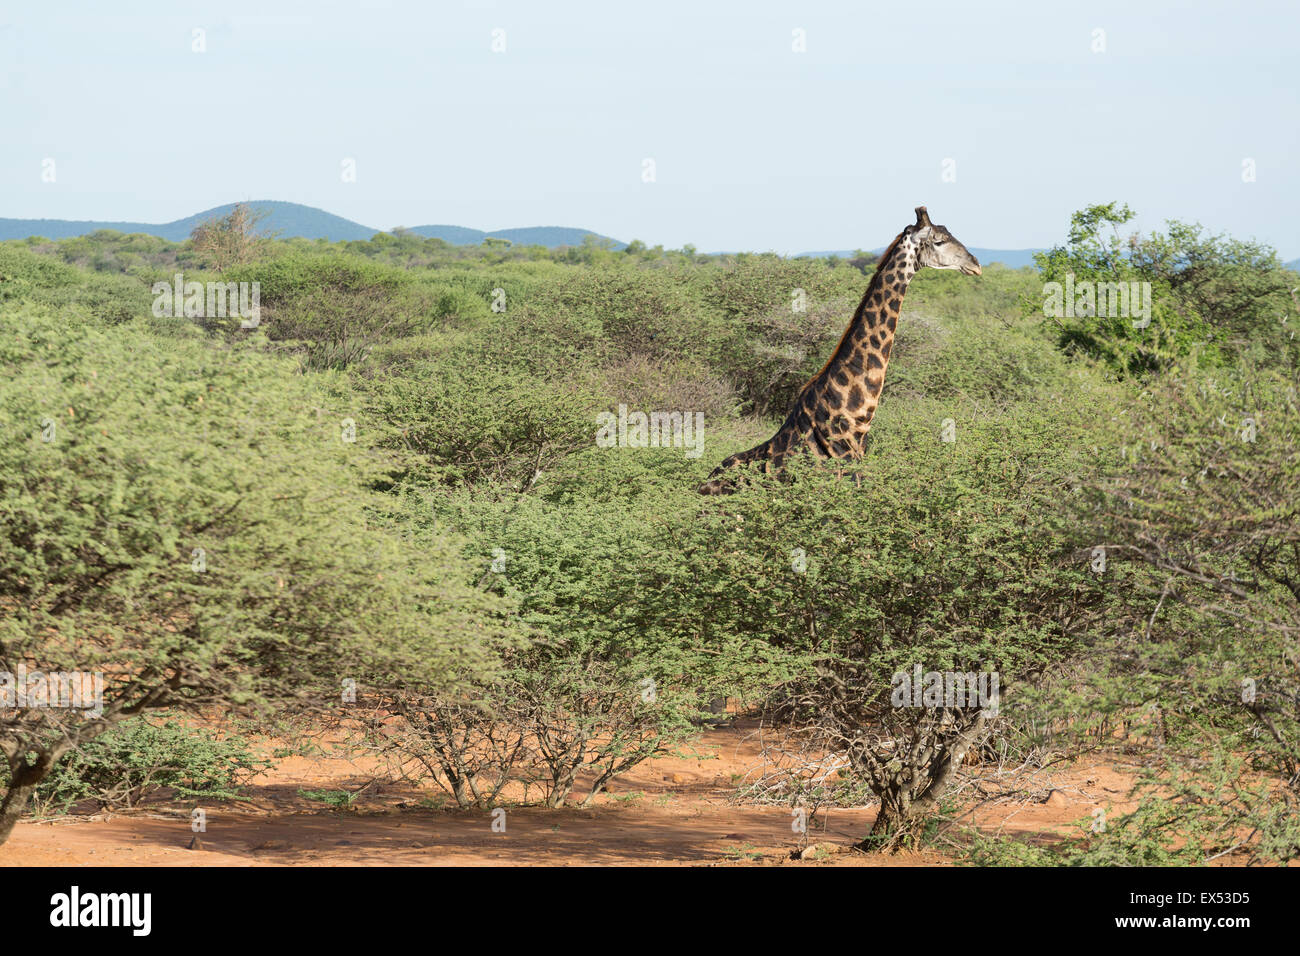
[0,722,1143,867]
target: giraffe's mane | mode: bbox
[872,230,907,277]
[803,229,906,390]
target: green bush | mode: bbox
[220,254,434,367]
[1032,203,1296,375]
[0,243,152,325]
[0,304,512,843]
[360,361,598,491]
[24,719,272,813]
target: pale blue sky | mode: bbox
[2,0,1297,255]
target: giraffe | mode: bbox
[698,206,981,494]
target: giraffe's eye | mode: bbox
[933,239,947,246]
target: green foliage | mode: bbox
[23,718,271,814]
[540,265,715,356]
[34,230,181,282]
[0,243,152,325]
[1054,359,1300,863]
[703,257,858,415]
[298,788,361,809]
[964,758,1293,866]
[216,254,502,369]
[1032,203,1295,375]
[5,204,1298,860]
[360,362,597,491]
[0,305,511,745]
[225,253,410,305]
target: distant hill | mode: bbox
[169,201,377,241]
[6,203,1286,263]
[408,224,625,249]
[0,202,625,249]
[798,247,1046,269]
[1286,258,1299,272]
[0,201,377,242]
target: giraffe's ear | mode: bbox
[915,206,932,228]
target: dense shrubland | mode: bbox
[1,204,1296,862]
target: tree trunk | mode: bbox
[855,712,990,852]
[0,778,37,846]
[0,749,63,846]
[860,791,921,849]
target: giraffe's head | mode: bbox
[908,206,982,276]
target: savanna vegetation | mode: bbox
[1,203,1296,863]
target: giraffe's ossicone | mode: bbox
[699,206,982,495]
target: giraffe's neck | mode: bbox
[821,236,918,404]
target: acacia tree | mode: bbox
[635,402,1101,847]
[0,306,510,844]
[1069,357,1300,863]
[190,202,267,272]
